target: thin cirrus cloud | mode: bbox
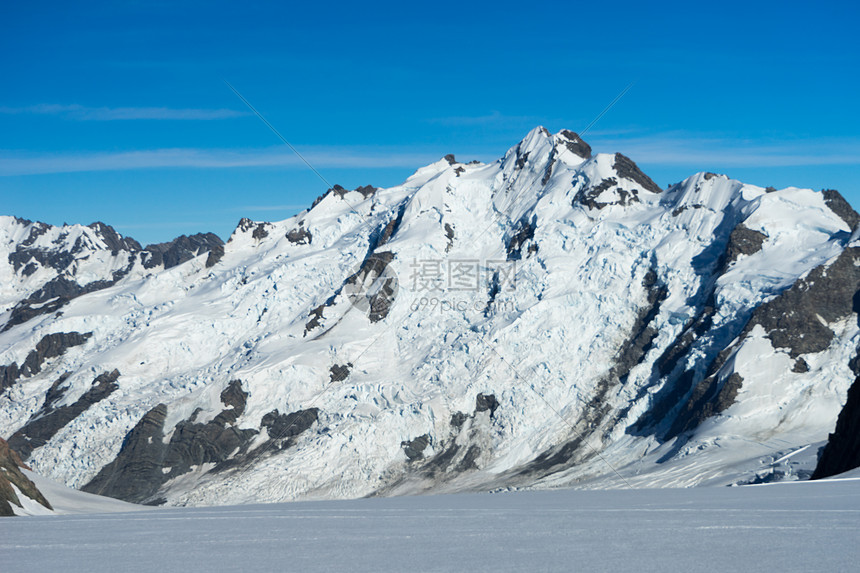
[0,104,248,121]
[2,134,859,177]
[0,146,446,176]
[588,133,860,168]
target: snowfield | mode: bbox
[2,478,858,572]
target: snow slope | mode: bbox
[1,127,858,506]
[1,479,857,572]
[10,470,143,516]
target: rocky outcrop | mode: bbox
[559,130,592,159]
[286,222,312,245]
[142,233,224,269]
[577,177,642,210]
[822,189,860,232]
[724,224,768,266]
[259,408,319,446]
[0,437,52,517]
[743,247,860,358]
[83,381,318,503]
[475,393,499,418]
[506,217,537,260]
[81,403,169,503]
[402,434,430,460]
[614,153,662,194]
[812,373,860,479]
[3,267,133,331]
[83,381,257,503]
[0,332,92,394]
[8,370,120,460]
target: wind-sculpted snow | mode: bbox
[1,127,859,506]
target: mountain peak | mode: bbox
[2,130,858,507]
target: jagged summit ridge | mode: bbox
[1,127,858,506]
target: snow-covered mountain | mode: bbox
[2,127,859,506]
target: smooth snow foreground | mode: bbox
[2,480,858,572]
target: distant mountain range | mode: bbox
[2,127,859,511]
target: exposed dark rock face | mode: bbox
[541,148,557,185]
[83,381,319,503]
[304,207,405,333]
[401,434,430,460]
[326,183,349,198]
[444,223,455,253]
[724,224,768,266]
[235,218,256,234]
[84,381,256,503]
[142,233,224,269]
[639,245,860,444]
[341,251,398,324]
[21,332,92,377]
[330,364,351,382]
[87,222,143,253]
[475,393,499,418]
[259,408,319,445]
[506,217,537,260]
[813,374,860,479]
[792,357,810,373]
[450,411,468,428]
[205,244,225,267]
[822,189,860,232]
[613,153,663,194]
[374,213,403,251]
[4,261,134,331]
[365,253,398,323]
[444,154,457,165]
[325,184,378,200]
[1,437,52,517]
[356,185,378,198]
[287,223,312,245]
[610,271,667,385]
[81,403,170,503]
[666,372,744,439]
[9,370,120,460]
[304,304,326,334]
[558,130,592,158]
[515,146,529,170]
[671,204,705,217]
[578,177,641,210]
[0,332,92,394]
[251,224,269,240]
[0,364,21,395]
[742,247,860,358]
[630,306,717,436]
[7,220,138,276]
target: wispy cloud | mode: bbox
[588,132,860,168]
[0,146,444,176]
[3,134,857,177]
[0,104,248,120]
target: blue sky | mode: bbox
[2,0,858,245]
